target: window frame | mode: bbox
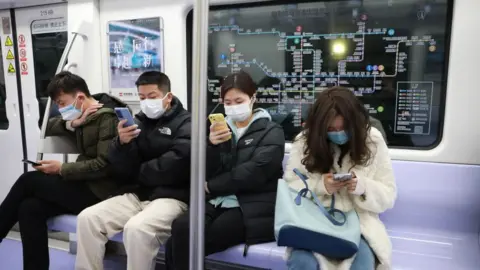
[185,0,455,150]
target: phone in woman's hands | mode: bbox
[333,173,353,182]
[209,114,232,144]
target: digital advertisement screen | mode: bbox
[108,17,164,100]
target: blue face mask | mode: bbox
[327,130,349,145]
[59,98,82,121]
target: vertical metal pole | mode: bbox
[189,0,209,270]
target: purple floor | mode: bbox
[0,239,75,270]
[0,239,127,270]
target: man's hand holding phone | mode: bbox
[34,160,62,175]
[209,122,232,145]
[118,119,140,145]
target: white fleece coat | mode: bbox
[283,127,397,270]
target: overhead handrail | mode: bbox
[189,0,210,269]
[37,26,88,161]
[63,62,78,72]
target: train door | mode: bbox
[0,11,25,201]
[14,4,67,166]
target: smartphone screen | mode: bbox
[333,173,352,181]
[114,108,135,127]
[22,159,41,166]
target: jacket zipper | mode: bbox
[78,127,85,152]
[229,134,250,256]
[238,204,250,257]
[230,135,237,168]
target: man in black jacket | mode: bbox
[74,71,191,270]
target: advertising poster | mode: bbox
[107,17,164,101]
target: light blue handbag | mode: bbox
[274,169,361,259]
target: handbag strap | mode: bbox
[293,169,347,226]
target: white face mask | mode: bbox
[224,99,253,122]
[59,98,83,121]
[140,94,169,119]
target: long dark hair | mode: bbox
[301,87,372,174]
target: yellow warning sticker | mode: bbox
[4,36,12,46]
[7,63,15,73]
[6,49,14,60]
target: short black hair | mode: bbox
[47,71,91,100]
[135,71,171,94]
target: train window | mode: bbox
[186,0,453,148]
[31,19,67,127]
[0,37,7,130]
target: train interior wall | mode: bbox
[0,0,478,269]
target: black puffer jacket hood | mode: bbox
[93,93,129,110]
[80,93,130,125]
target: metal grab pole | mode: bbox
[189,0,209,270]
[37,30,87,161]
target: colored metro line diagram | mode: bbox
[206,6,443,138]
[209,21,436,97]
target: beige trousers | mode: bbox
[74,193,187,270]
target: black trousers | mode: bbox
[165,203,246,270]
[0,171,100,270]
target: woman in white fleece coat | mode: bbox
[283,87,397,270]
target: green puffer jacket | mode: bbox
[46,93,129,199]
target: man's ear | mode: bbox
[76,93,86,102]
[166,92,173,102]
[164,92,173,108]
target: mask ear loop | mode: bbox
[74,95,86,113]
[161,92,171,101]
[72,96,79,110]
[162,92,172,111]
[250,94,256,110]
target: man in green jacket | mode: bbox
[0,71,127,270]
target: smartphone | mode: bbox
[208,113,231,140]
[22,159,41,167]
[115,107,135,127]
[333,173,353,182]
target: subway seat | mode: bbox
[46,154,480,269]
[47,156,291,269]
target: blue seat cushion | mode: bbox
[47,214,77,234]
[47,215,287,269]
[207,242,286,269]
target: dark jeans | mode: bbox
[0,171,100,270]
[165,203,246,270]
[286,238,375,270]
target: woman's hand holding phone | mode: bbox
[323,173,348,194]
[345,172,364,195]
[209,122,232,145]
